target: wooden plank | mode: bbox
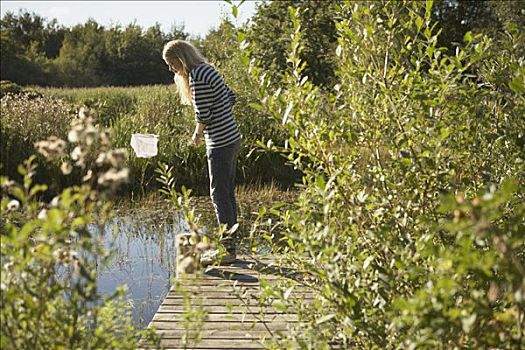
[174,279,304,286]
[176,276,270,283]
[148,321,294,331]
[146,339,267,348]
[165,292,313,302]
[156,305,289,314]
[161,298,272,306]
[174,278,311,286]
[170,284,261,291]
[165,292,261,300]
[204,267,302,278]
[161,298,312,307]
[152,313,299,322]
[165,291,315,299]
[152,329,282,338]
[176,280,265,285]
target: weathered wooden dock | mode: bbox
[139,255,310,349]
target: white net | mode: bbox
[130,133,159,158]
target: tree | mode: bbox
[248,0,339,88]
[54,20,106,86]
[0,10,62,85]
[432,0,525,49]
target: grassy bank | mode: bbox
[1,84,298,197]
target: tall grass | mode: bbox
[0,93,75,190]
[1,84,298,197]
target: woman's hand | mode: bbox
[192,131,203,145]
[193,123,206,145]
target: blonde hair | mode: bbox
[162,40,206,105]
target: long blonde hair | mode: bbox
[162,40,206,105]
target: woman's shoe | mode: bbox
[200,249,237,266]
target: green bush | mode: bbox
[0,80,23,97]
[0,80,43,99]
[0,110,158,349]
[238,1,524,348]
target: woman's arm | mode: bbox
[192,122,206,145]
[190,75,213,145]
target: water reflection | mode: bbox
[95,211,187,328]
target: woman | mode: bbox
[162,40,241,265]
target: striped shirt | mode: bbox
[189,63,241,149]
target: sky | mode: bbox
[0,1,260,36]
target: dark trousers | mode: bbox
[206,138,241,253]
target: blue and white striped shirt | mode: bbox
[189,63,241,149]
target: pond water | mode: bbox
[91,189,287,328]
[94,210,190,328]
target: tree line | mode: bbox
[0,11,190,87]
[1,0,523,88]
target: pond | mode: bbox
[92,187,293,328]
[94,211,183,328]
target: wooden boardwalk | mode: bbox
[139,255,310,350]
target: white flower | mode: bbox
[70,119,84,130]
[106,149,128,168]
[52,138,67,153]
[68,129,80,143]
[95,152,107,166]
[71,146,83,161]
[84,126,97,146]
[82,170,93,182]
[61,161,73,175]
[34,140,51,158]
[7,199,20,211]
[79,106,89,119]
[1,179,15,189]
[50,196,60,207]
[35,137,66,159]
[97,168,129,187]
[37,209,48,220]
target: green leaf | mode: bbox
[273,302,287,312]
[248,102,263,111]
[17,164,26,176]
[439,127,451,141]
[315,175,326,191]
[10,186,25,201]
[425,0,434,21]
[509,75,524,93]
[236,31,246,42]
[463,31,472,44]
[72,217,87,227]
[29,184,48,197]
[415,17,423,32]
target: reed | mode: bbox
[1,85,298,197]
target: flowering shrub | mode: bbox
[0,108,157,349]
